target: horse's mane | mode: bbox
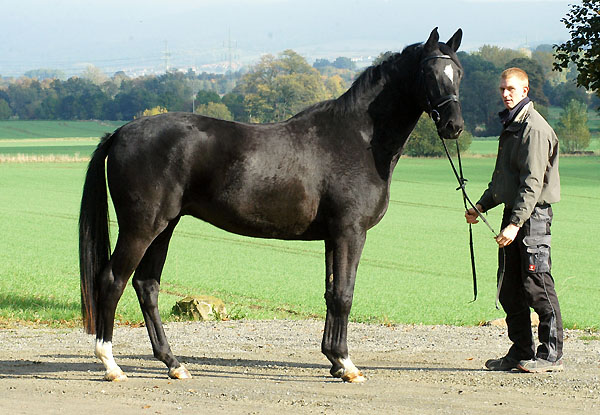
[294,43,424,118]
[339,43,422,111]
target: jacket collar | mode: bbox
[503,101,532,132]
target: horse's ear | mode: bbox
[446,29,463,52]
[424,27,440,51]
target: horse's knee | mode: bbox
[132,279,160,303]
[325,291,353,315]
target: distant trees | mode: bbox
[405,114,473,157]
[505,57,549,107]
[457,52,502,136]
[313,56,356,71]
[195,102,233,121]
[554,0,600,100]
[194,90,221,107]
[23,68,66,81]
[234,50,329,123]
[476,45,527,69]
[139,106,168,118]
[0,44,596,148]
[0,98,11,119]
[556,99,591,153]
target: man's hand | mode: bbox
[496,224,520,247]
[465,204,483,224]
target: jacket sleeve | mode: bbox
[510,125,550,226]
[477,181,498,213]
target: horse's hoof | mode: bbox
[104,368,127,382]
[330,367,344,378]
[169,364,192,380]
[342,370,366,383]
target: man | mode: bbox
[465,67,563,373]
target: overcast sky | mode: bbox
[1,0,578,77]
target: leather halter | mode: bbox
[420,54,460,123]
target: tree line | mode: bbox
[0,44,596,154]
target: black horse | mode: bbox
[80,28,464,383]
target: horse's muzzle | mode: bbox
[438,118,464,140]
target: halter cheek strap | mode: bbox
[421,55,460,123]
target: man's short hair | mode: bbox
[501,67,529,86]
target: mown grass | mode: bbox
[1,155,598,329]
[0,120,123,139]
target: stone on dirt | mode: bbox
[485,311,539,328]
[172,296,227,321]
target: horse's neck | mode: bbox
[330,53,423,179]
[368,86,423,181]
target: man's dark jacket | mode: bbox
[478,102,560,227]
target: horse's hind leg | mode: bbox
[95,232,153,381]
[132,217,191,380]
[321,230,366,383]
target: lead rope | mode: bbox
[439,137,503,306]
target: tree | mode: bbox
[138,106,168,118]
[81,65,108,85]
[476,45,527,68]
[313,58,332,70]
[325,75,346,99]
[194,90,221,106]
[457,52,502,136]
[554,0,600,99]
[195,102,233,121]
[235,50,327,122]
[0,98,12,119]
[6,79,45,119]
[556,99,591,154]
[545,79,590,108]
[404,114,472,157]
[24,68,66,81]
[505,57,550,107]
[222,92,248,122]
[333,57,356,71]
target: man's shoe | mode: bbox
[517,358,564,373]
[484,356,519,371]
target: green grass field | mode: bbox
[1,155,598,330]
[0,120,124,139]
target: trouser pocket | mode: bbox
[522,236,551,273]
[521,206,553,274]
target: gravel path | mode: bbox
[1,320,599,414]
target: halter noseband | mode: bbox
[421,54,460,123]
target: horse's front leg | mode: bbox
[322,231,366,383]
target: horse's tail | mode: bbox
[79,132,116,335]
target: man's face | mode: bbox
[499,76,529,109]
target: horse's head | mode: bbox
[420,28,464,140]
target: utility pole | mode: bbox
[163,41,171,73]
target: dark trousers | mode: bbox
[498,205,563,362]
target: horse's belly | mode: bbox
[186,180,322,240]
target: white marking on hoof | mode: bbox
[104,368,128,382]
[95,340,125,381]
[334,357,366,383]
[342,370,366,383]
[169,364,192,380]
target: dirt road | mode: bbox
[1,320,598,414]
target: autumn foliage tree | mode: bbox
[554,0,600,101]
[234,50,328,123]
